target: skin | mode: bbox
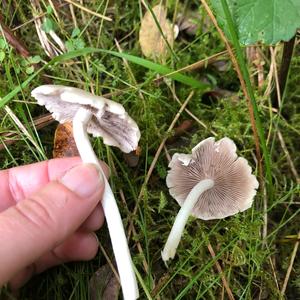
[0,157,109,289]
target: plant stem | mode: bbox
[73,107,139,300]
[161,179,214,262]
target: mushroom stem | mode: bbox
[161,179,214,262]
[73,107,139,300]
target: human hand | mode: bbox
[0,157,108,289]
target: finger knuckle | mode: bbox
[16,195,56,231]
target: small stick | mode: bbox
[207,243,235,300]
[277,130,300,184]
[281,230,300,295]
[268,256,280,292]
[0,15,30,57]
[63,0,112,21]
[0,113,54,151]
[12,3,69,31]
[98,243,120,284]
[271,36,296,108]
[155,50,228,80]
[168,84,217,136]
[3,106,46,158]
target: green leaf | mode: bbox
[28,55,42,64]
[0,50,5,62]
[158,191,167,213]
[46,5,53,15]
[25,66,35,74]
[0,38,7,49]
[71,27,81,38]
[211,0,300,45]
[42,17,55,33]
[65,38,85,52]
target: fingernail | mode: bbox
[60,164,103,198]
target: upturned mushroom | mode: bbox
[31,85,140,300]
[161,137,259,262]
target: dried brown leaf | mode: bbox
[139,5,174,61]
[123,146,141,167]
[89,264,120,300]
[53,122,79,158]
[166,120,194,144]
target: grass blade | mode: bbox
[0,48,209,109]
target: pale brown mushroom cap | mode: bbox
[166,137,259,220]
[31,85,140,153]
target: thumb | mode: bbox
[0,164,104,285]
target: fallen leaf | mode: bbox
[166,120,194,144]
[123,146,141,167]
[53,122,79,158]
[89,264,120,300]
[139,5,175,61]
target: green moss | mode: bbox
[0,1,299,299]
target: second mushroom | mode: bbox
[161,137,259,262]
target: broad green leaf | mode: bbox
[211,0,300,45]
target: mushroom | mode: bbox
[31,85,140,300]
[161,137,259,262]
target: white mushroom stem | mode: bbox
[161,179,214,262]
[73,107,139,300]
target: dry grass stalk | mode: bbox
[281,230,300,295]
[63,0,112,21]
[207,242,235,300]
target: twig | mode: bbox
[268,256,280,292]
[128,91,195,237]
[3,106,45,157]
[271,36,296,108]
[0,113,54,151]
[277,130,300,184]
[63,0,112,21]
[281,230,300,295]
[270,45,299,183]
[265,46,279,144]
[207,243,235,300]
[154,50,228,81]
[270,46,281,108]
[11,3,69,31]
[168,84,217,136]
[98,243,120,284]
[0,15,30,57]
[164,145,171,162]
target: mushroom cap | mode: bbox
[31,85,140,153]
[166,137,259,220]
